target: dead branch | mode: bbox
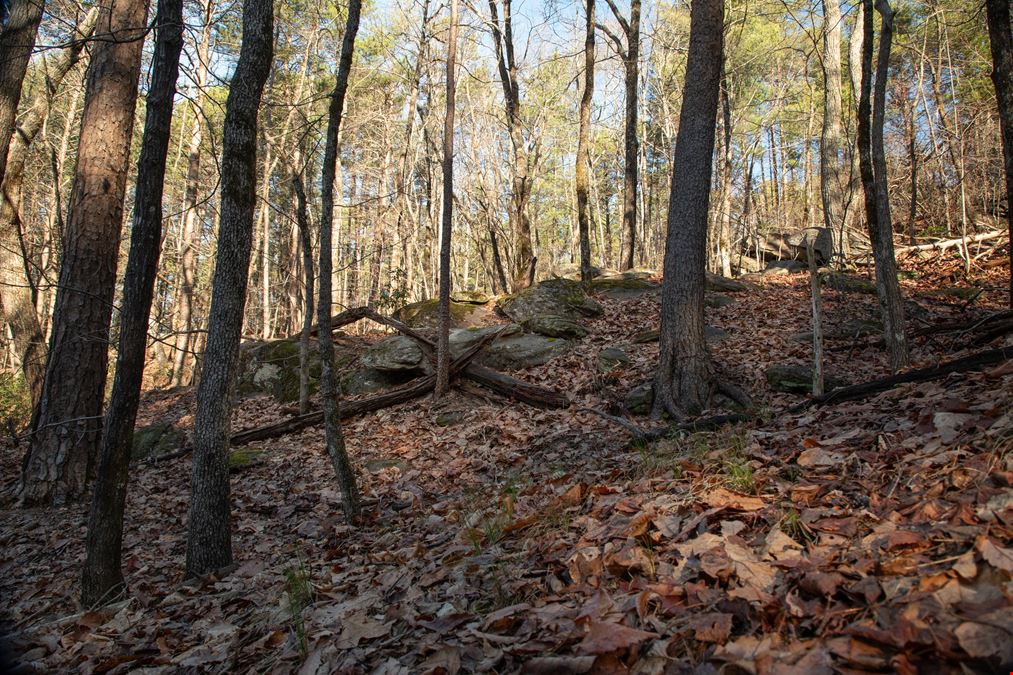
[791,345,1013,412]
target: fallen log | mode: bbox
[895,230,1005,255]
[230,328,502,445]
[288,305,569,409]
[792,345,1013,411]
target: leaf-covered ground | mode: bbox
[1,257,1011,674]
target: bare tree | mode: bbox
[487,0,535,290]
[0,8,98,406]
[986,0,1013,307]
[20,0,149,507]
[653,0,724,418]
[82,0,183,606]
[0,0,48,185]
[317,0,364,522]
[820,0,845,238]
[185,0,274,577]
[436,0,460,398]
[576,0,595,283]
[599,0,640,270]
[857,0,908,372]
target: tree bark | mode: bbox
[81,0,183,607]
[20,0,149,507]
[488,0,534,290]
[653,0,724,419]
[291,166,314,415]
[576,0,594,283]
[0,8,97,407]
[317,0,363,522]
[986,0,1013,307]
[858,0,909,372]
[435,0,459,398]
[185,0,273,578]
[820,0,844,238]
[0,0,47,186]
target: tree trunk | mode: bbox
[0,9,97,407]
[576,0,594,283]
[184,0,273,577]
[857,0,909,372]
[20,0,149,507]
[653,0,724,419]
[317,0,363,522]
[488,0,534,290]
[621,0,640,271]
[81,0,183,606]
[171,0,214,387]
[986,0,1013,307]
[820,0,845,239]
[0,0,47,186]
[435,0,459,398]
[291,167,314,415]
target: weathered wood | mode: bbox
[793,346,1013,411]
[303,306,568,409]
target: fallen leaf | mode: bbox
[576,621,658,655]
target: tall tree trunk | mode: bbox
[81,0,183,606]
[20,0,149,507]
[184,0,273,577]
[0,0,47,185]
[291,166,314,415]
[858,0,909,372]
[0,8,97,407]
[716,66,733,277]
[653,0,724,419]
[170,0,214,387]
[435,0,459,398]
[820,0,844,238]
[317,0,363,522]
[576,0,594,282]
[488,0,534,290]
[986,0,1013,307]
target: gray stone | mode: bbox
[706,272,760,293]
[479,333,573,371]
[764,260,806,275]
[598,346,632,374]
[452,290,491,304]
[449,324,521,357]
[624,382,654,415]
[822,272,876,295]
[394,298,486,328]
[765,363,848,394]
[522,315,588,339]
[360,336,424,372]
[497,278,603,324]
[237,338,351,403]
[132,423,184,461]
[588,276,660,298]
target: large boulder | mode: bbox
[478,333,573,371]
[449,324,522,357]
[360,336,425,372]
[497,278,602,324]
[238,338,342,402]
[624,381,654,415]
[132,423,184,461]
[822,272,876,295]
[394,298,487,329]
[522,315,588,339]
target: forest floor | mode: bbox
[1,251,1012,674]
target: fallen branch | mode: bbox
[230,329,502,445]
[791,346,1013,412]
[581,407,752,441]
[895,230,1005,255]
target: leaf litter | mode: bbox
[1,262,1011,673]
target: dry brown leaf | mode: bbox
[702,488,765,512]
[576,621,658,655]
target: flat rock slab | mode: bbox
[394,298,488,329]
[588,277,660,299]
[360,336,425,372]
[522,315,589,339]
[821,272,876,295]
[478,333,573,371]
